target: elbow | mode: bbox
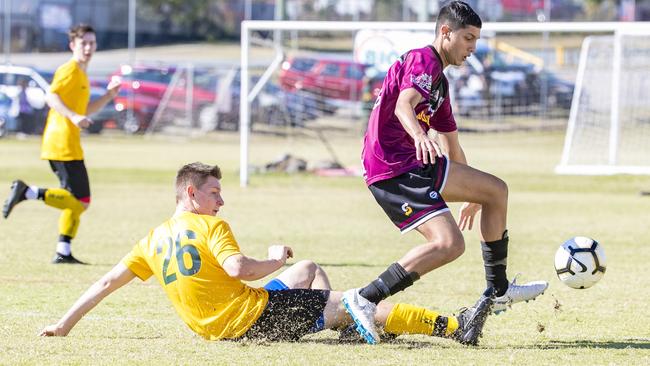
[394,103,410,120]
[225,266,245,279]
[223,258,250,280]
[98,277,114,293]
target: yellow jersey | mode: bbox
[121,211,268,340]
[41,59,90,161]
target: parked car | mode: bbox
[0,91,14,137]
[195,70,330,131]
[501,0,583,20]
[85,79,123,134]
[110,64,218,131]
[279,56,368,102]
[447,41,574,116]
[0,64,50,134]
[112,89,162,133]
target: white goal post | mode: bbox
[240,21,650,186]
[556,26,650,175]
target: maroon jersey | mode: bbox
[362,46,457,186]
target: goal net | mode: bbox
[556,30,650,175]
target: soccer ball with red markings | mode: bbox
[554,236,607,289]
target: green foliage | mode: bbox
[139,0,228,40]
[1,131,649,364]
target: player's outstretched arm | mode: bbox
[87,76,121,115]
[39,263,136,337]
[222,245,292,281]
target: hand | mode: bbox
[39,324,68,337]
[267,245,293,264]
[106,76,122,98]
[70,114,93,129]
[458,202,482,231]
[413,132,442,165]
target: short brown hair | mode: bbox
[68,23,95,42]
[436,1,482,33]
[175,162,222,202]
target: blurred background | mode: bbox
[0,0,647,139]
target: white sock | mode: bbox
[25,186,39,200]
[56,242,71,256]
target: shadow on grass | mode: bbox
[99,333,166,340]
[535,339,650,350]
[235,337,650,350]
[300,338,451,349]
[315,263,390,268]
[236,337,473,349]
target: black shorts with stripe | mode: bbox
[368,155,450,234]
[49,160,91,201]
[240,289,330,342]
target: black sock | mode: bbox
[432,316,449,337]
[37,188,47,200]
[359,263,420,305]
[58,234,72,244]
[482,230,509,297]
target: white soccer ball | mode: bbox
[554,236,606,289]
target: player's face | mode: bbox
[191,177,225,216]
[445,25,480,67]
[70,32,97,64]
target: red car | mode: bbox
[501,0,544,17]
[110,64,217,131]
[279,56,367,101]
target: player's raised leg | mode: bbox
[3,178,88,264]
[339,215,463,344]
[2,179,29,218]
[345,158,467,341]
[442,161,548,312]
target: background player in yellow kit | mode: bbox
[2,24,121,264]
[39,162,493,345]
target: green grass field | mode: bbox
[1,130,649,365]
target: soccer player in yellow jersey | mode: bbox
[2,24,120,264]
[39,162,494,345]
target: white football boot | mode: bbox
[342,289,380,344]
[492,276,549,314]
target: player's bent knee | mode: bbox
[447,236,466,261]
[492,177,508,199]
[485,175,508,203]
[496,177,508,199]
[427,235,465,262]
[295,259,318,275]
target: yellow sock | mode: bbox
[58,209,81,238]
[385,303,459,338]
[44,188,85,238]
